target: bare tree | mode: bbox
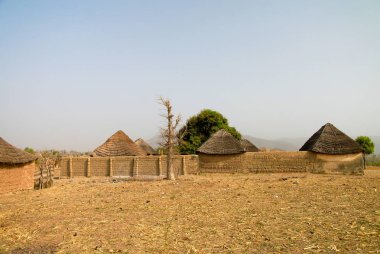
[159,97,181,180]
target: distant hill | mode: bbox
[146,135,161,149]
[244,136,305,151]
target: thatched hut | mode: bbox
[197,129,245,155]
[300,123,364,174]
[135,138,157,155]
[0,137,37,194]
[94,130,147,156]
[240,139,259,152]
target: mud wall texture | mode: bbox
[57,151,363,178]
[0,162,35,194]
[199,152,364,175]
[59,155,198,178]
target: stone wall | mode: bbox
[0,161,36,194]
[59,155,198,178]
[199,151,364,175]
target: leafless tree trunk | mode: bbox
[159,97,181,180]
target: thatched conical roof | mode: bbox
[0,137,37,164]
[135,138,157,155]
[240,139,259,152]
[299,123,363,154]
[197,129,245,155]
[94,130,147,156]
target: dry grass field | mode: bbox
[1,170,380,253]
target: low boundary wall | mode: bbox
[199,151,364,175]
[58,155,198,178]
[57,151,364,179]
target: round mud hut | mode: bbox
[240,139,259,152]
[299,123,364,174]
[94,130,147,156]
[0,137,37,194]
[135,138,157,155]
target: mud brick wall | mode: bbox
[199,151,364,174]
[199,154,242,173]
[199,152,312,173]
[112,157,133,177]
[72,158,88,177]
[183,155,198,174]
[138,157,160,176]
[58,155,199,178]
[243,152,313,173]
[312,153,364,174]
[58,152,363,178]
[0,162,36,194]
[60,159,70,177]
[161,157,182,177]
[88,158,110,176]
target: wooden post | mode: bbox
[87,157,91,177]
[69,157,73,178]
[158,156,162,176]
[110,158,113,177]
[133,157,139,177]
[182,156,187,175]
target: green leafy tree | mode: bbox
[178,109,241,154]
[355,136,375,155]
[24,147,35,154]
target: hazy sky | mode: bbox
[1,0,379,151]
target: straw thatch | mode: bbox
[197,129,245,155]
[94,130,147,157]
[240,139,259,152]
[0,137,37,164]
[135,138,157,155]
[300,123,363,155]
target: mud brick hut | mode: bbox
[94,130,146,156]
[300,123,364,174]
[240,139,260,152]
[135,138,157,155]
[0,137,37,194]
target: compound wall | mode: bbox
[58,155,198,178]
[199,151,364,175]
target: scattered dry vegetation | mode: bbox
[1,170,380,253]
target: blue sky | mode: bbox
[0,0,379,151]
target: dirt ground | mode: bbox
[1,170,379,254]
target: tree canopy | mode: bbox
[355,136,375,155]
[24,147,35,154]
[178,109,241,154]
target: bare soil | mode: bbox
[1,170,380,253]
